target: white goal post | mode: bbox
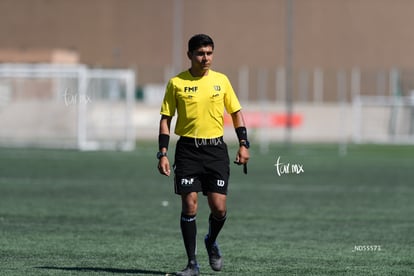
[0,63,136,151]
[352,95,414,144]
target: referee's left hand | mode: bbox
[235,146,250,165]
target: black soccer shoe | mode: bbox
[176,260,200,276]
[204,235,223,271]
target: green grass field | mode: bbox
[0,142,413,275]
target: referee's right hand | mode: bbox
[158,157,171,176]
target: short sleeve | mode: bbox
[223,76,242,114]
[160,80,176,117]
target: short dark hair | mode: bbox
[188,34,214,52]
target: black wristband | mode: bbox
[235,127,248,141]
[158,134,170,150]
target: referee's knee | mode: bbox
[181,193,198,216]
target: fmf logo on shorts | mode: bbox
[216,180,225,187]
[184,86,198,92]
[181,178,194,186]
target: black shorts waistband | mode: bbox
[179,136,224,146]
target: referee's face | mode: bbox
[188,45,213,75]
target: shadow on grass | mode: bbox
[36,266,172,275]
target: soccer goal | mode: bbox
[0,64,136,151]
[352,95,414,144]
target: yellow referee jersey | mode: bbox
[160,70,242,138]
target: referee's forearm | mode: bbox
[230,110,246,128]
[158,115,172,151]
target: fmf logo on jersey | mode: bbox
[214,85,221,91]
[217,180,225,187]
[184,86,198,92]
[181,178,194,186]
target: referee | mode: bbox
[157,34,250,276]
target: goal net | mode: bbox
[0,64,136,151]
[352,95,414,144]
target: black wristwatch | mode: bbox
[156,151,168,160]
[239,140,250,149]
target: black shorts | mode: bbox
[173,136,230,195]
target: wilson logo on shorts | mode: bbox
[181,178,194,186]
[216,180,225,187]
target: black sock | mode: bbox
[207,213,227,245]
[180,213,197,263]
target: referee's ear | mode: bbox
[187,51,192,60]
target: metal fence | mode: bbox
[137,65,414,104]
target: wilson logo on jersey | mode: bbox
[184,86,198,92]
[214,85,221,91]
